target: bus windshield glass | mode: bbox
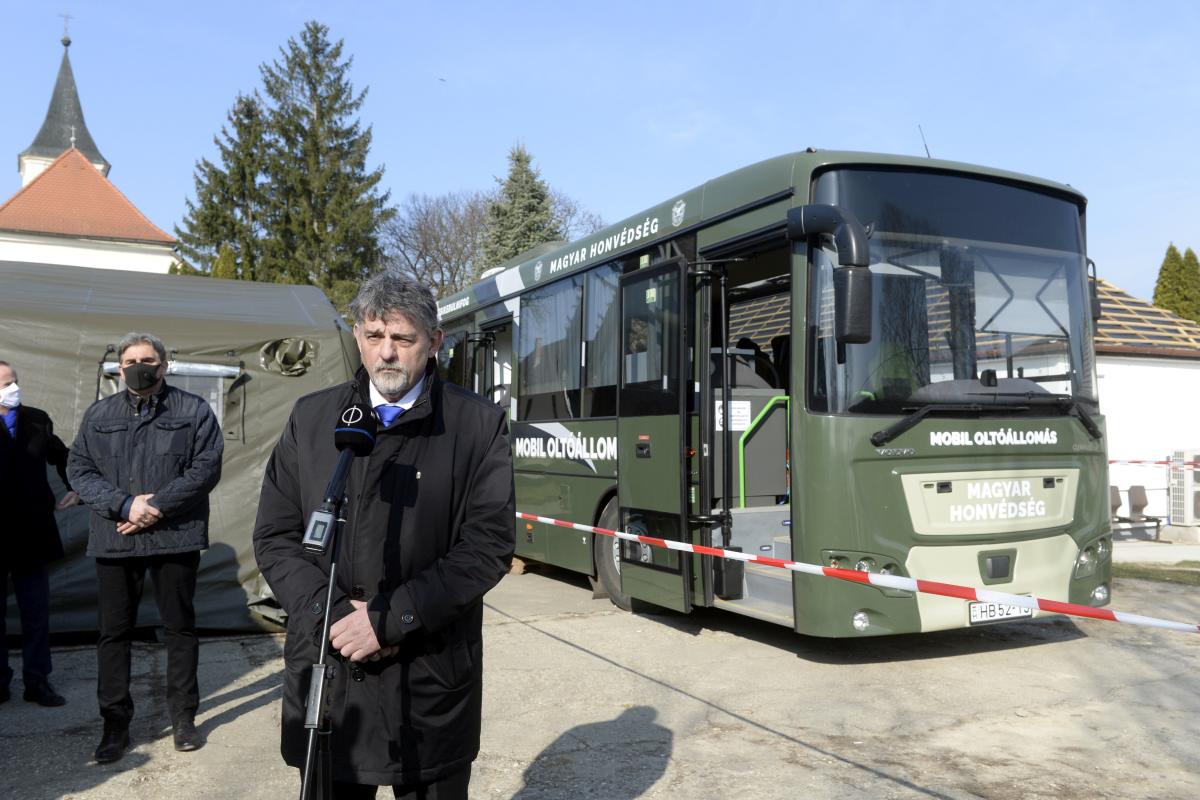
[809,168,1097,415]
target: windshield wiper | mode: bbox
[871,403,987,447]
[964,392,1102,440]
[871,394,1102,447]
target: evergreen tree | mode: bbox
[175,22,390,303]
[482,144,563,269]
[258,21,392,292]
[175,94,269,279]
[1153,244,1191,318]
[211,244,239,279]
[1180,248,1200,323]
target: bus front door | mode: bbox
[617,258,692,612]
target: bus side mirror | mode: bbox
[786,204,870,267]
[1088,259,1103,320]
[788,204,873,344]
[834,266,873,344]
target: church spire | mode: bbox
[18,34,110,185]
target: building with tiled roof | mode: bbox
[0,35,176,273]
[0,148,173,244]
[1093,278,1200,358]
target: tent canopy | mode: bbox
[1,260,359,632]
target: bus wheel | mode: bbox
[593,498,631,611]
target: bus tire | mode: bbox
[593,498,632,611]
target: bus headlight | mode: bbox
[852,611,870,632]
[1074,546,1096,578]
[855,558,875,573]
[1091,584,1110,605]
[1095,537,1111,561]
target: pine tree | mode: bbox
[482,145,563,270]
[1180,248,1200,323]
[211,244,239,279]
[258,21,392,292]
[175,94,269,279]
[1153,244,1190,318]
[174,22,391,303]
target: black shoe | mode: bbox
[172,718,204,752]
[94,726,130,764]
[23,682,66,707]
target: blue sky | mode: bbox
[2,1,1197,301]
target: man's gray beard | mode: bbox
[371,364,410,397]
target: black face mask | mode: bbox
[123,363,161,391]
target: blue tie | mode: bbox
[375,404,404,428]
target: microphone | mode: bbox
[301,403,377,553]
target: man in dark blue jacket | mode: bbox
[1,360,79,708]
[68,333,223,764]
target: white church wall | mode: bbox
[1098,354,1200,519]
[0,230,175,273]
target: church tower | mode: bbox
[0,33,176,273]
[18,34,110,185]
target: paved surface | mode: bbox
[2,565,1198,799]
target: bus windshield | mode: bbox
[808,168,1097,415]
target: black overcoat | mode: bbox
[0,405,70,570]
[252,362,515,786]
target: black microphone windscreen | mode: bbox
[334,403,377,456]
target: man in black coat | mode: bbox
[254,274,515,799]
[0,360,79,707]
[67,333,223,764]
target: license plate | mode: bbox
[969,600,1033,625]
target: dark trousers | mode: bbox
[328,766,471,799]
[95,551,201,727]
[0,564,52,689]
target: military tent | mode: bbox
[1,260,359,632]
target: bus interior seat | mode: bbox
[735,337,779,387]
[716,348,773,389]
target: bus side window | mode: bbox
[517,275,583,419]
[584,263,620,416]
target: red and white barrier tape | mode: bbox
[515,511,1200,635]
[1109,459,1200,469]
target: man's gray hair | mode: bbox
[349,273,441,339]
[118,332,168,363]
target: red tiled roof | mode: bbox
[0,148,174,244]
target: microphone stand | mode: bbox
[299,496,346,800]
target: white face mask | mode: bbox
[0,382,20,409]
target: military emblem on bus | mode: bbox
[671,199,686,227]
[534,260,543,281]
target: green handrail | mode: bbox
[737,395,790,508]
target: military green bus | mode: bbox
[436,149,1111,637]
